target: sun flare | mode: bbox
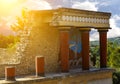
[0,0,19,15]
[0,0,18,9]
[1,0,17,4]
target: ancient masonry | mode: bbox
[0,9,60,77]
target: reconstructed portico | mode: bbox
[49,8,111,71]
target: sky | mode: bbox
[0,0,120,41]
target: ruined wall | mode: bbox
[0,10,60,77]
[17,11,60,73]
[18,24,60,74]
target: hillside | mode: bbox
[90,37,120,46]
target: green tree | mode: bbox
[0,34,7,48]
[107,41,120,70]
[0,34,19,48]
[10,8,27,36]
[110,47,120,69]
[90,45,100,67]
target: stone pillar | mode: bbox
[60,29,70,72]
[5,66,16,81]
[80,29,90,70]
[98,30,108,68]
[35,56,45,76]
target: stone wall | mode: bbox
[0,10,60,77]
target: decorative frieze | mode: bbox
[61,15,109,24]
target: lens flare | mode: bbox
[1,0,17,4]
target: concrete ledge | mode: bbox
[0,68,114,84]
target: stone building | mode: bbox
[0,8,114,84]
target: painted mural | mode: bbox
[69,28,82,56]
[69,28,82,68]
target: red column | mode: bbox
[60,30,70,72]
[5,66,16,81]
[35,56,45,76]
[99,30,108,68]
[81,30,90,70]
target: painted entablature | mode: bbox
[50,8,111,29]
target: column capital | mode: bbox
[58,27,72,31]
[78,28,91,31]
[98,29,108,32]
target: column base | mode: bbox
[36,73,45,77]
[5,76,16,81]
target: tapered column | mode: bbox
[98,30,108,68]
[60,29,70,72]
[35,56,45,76]
[5,66,16,81]
[80,29,90,70]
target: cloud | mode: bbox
[98,1,110,6]
[22,0,52,10]
[108,15,120,38]
[9,0,52,24]
[90,29,99,41]
[72,0,98,11]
